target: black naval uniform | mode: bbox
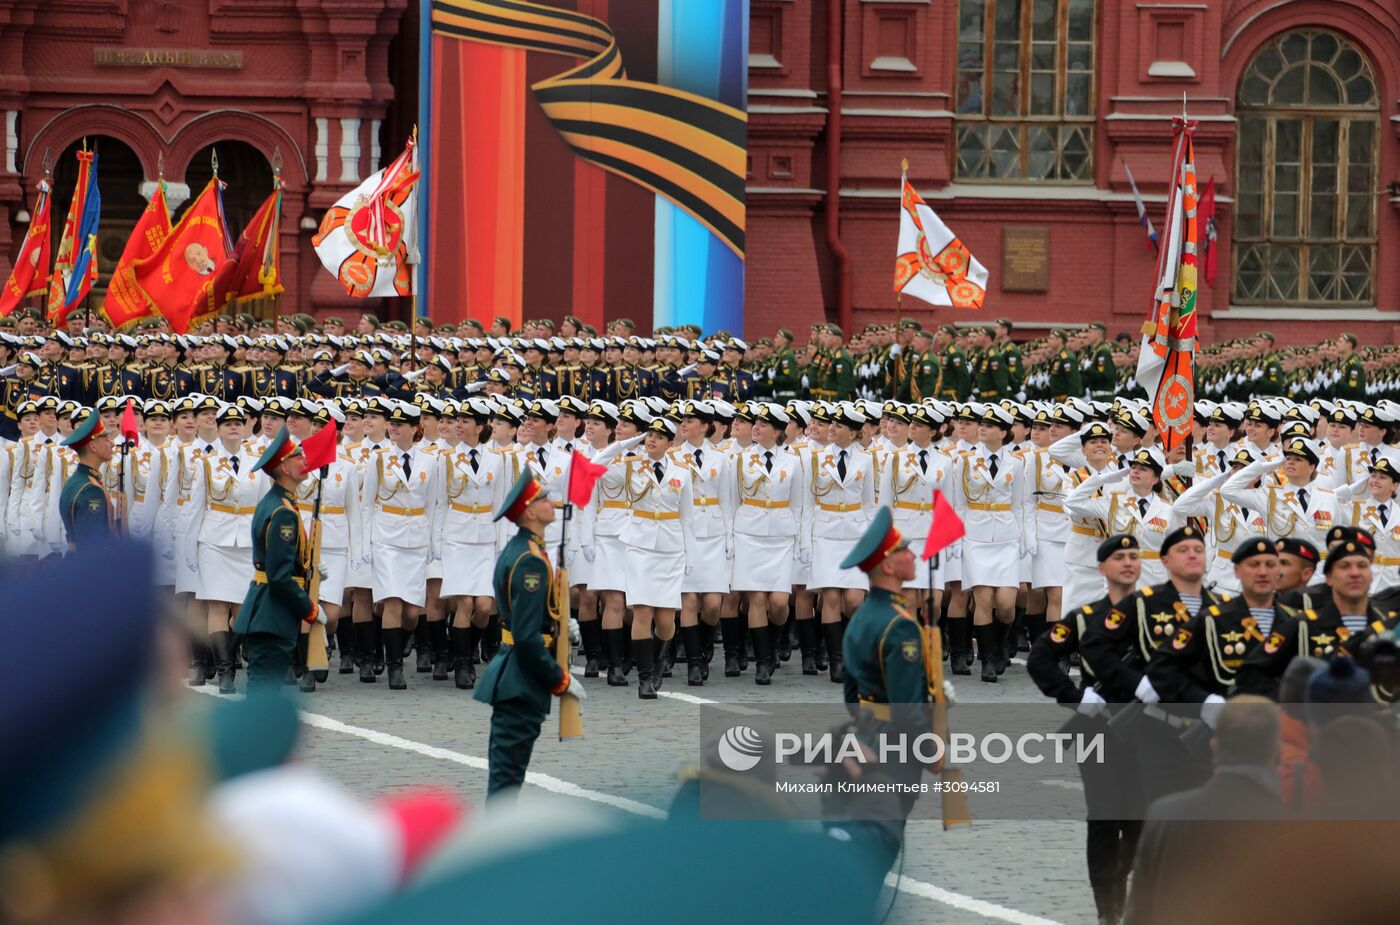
[1028,600,1143,925]
[1233,596,1395,701]
[473,526,569,798]
[1146,595,1294,704]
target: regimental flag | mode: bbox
[60,152,102,323]
[430,0,747,259]
[893,173,987,309]
[566,449,607,507]
[1137,119,1199,455]
[132,178,233,335]
[922,489,966,559]
[1123,159,1159,254]
[190,181,284,320]
[102,181,172,330]
[313,137,419,298]
[0,180,52,317]
[47,150,100,322]
[301,418,338,471]
[1200,176,1218,287]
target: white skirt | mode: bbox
[624,545,683,609]
[1063,562,1107,614]
[682,534,729,593]
[809,535,868,590]
[961,539,1020,589]
[198,544,253,604]
[588,533,628,592]
[318,547,348,605]
[441,541,495,598]
[731,534,795,592]
[1031,540,1068,590]
[566,540,593,586]
[427,556,443,582]
[372,543,428,607]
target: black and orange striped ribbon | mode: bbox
[431,0,746,259]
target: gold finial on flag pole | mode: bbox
[901,158,909,173]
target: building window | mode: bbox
[954,0,1096,181]
[1234,29,1378,306]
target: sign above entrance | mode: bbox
[93,48,244,70]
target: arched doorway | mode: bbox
[183,140,280,320]
[48,135,145,308]
[1233,29,1379,305]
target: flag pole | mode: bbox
[556,451,584,739]
[306,469,330,673]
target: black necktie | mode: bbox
[1138,497,1148,517]
[1297,488,1308,510]
[469,448,479,473]
[537,447,547,468]
[764,450,773,473]
[402,453,412,478]
[230,456,240,474]
[1217,450,1227,471]
[563,442,573,455]
[693,448,703,469]
[837,449,848,481]
[1380,504,1390,527]
[1370,447,1378,465]
[988,453,998,479]
[653,461,664,483]
[204,444,214,455]
[918,449,928,475]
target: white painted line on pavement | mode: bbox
[656,689,766,715]
[193,686,1068,925]
[1037,779,1085,791]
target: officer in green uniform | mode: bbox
[57,411,116,551]
[971,327,1009,400]
[1336,333,1367,401]
[235,427,324,691]
[1082,322,1117,400]
[835,506,943,875]
[994,318,1024,397]
[1254,333,1287,396]
[770,329,801,402]
[909,328,939,401]
[1046,329,1083,400]
[475,470,586,798]
[934,324,970,400]
[825,325,856,401]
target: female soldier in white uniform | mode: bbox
[1065,447,1182,589]
[803,402,875,683]
[1172,448,1267,594]
[623,417,694,698]
[670,399,729,685]
[1222,436,1337,552]
[878,402,951,616]
[723,403,808,685]
[183,404,267,694]
[946,404,1036,683]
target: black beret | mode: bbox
[1231,538,1277,565]
[1275,537,1320,564]
[1325,537,1374,574]
[1325,525,1374,550]
[1097,534,1139,563]
[1161,525,1205,556]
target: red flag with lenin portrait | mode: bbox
[893,171,987,309]
[313,135,419,298]
[1137,118,1199,455]
[188,181,284,321]
[132,178,233,334]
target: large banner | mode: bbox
[424,0,747,333]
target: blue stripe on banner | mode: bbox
[652,0,746,334]
[418,0,433,317]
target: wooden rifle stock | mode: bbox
[924,618,971,829]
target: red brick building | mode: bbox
[2,1,1399,344]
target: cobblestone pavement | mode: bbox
[196,653,1097,925]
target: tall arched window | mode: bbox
[954,0,1096,181]
[1234,30,1378,305]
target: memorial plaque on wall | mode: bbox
[1001,226,1049,292]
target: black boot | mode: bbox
[385,627,407,689]
[814,625,829,672]
[580,619,604,678]
[636,636,657,699]
[1025,613,1047,647]
[354,622,376,683]
[975,624,997,683]
[211,631,236,694]
[823,621,845,683]
[683,625,704,686]
[699,621,716,681]
[1013,606,1028,654]
[451,626,477,689]
[795,619,819,675]
[372,617,386,676]
[752,624,775,685]
[297,636,317,692]
[428,620,449,680]
[657,635,674,679]
[412,621,430,672]
[621,634,635,677]
[604,628,628,686]
[949,620,972,676]
[188,639,211,687]
[720,616,743,676]
[775,620,793,662]
[992,620,1011,675]
[336,620,356,673]
[286,632,303,685]
[480,616,501,662]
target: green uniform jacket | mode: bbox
[58,463,113,551]
[937,344,971,400]
[1048,349,1083,399]
[972,348,1009,400]
[1000,342,1024,394]
[1337,355,1367,401]
[771,348,800,400]
[1084,343,1116,398]
[841,587,929,730]
[234,484,316,640]
[474,527,566,713]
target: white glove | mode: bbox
[676,363,697,377]
[684,564,694,576]
[1200,693,1227,729]
[565,547,576,566]
[8,526,19,537]
[348,557,362,572]
[942,680,957,705]
[624,434,647,448]
[465,380,490,394]
[799,547,812,565]
[315,607,328,626]
[1077,688,1107,717]
[1135,676,1161,705]
[1263,456,1286,471]
[161,546,175,561]
[30,528,44,543]
[569,617,581,646]
[331,363,351,377]
[724,538,734,560]
[564,674,587,701]
[889,344,902,356]
[766,367,775,381]
[186,558,199,574]
[946,543,961,561]
[582,544,595,563]
[317,564,329,582]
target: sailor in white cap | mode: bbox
[1222,436,1336,552]
[1065,446,1183,588]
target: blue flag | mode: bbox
[62,151,101,312]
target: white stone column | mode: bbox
[314,117,329,182]
[339,117,362,183]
